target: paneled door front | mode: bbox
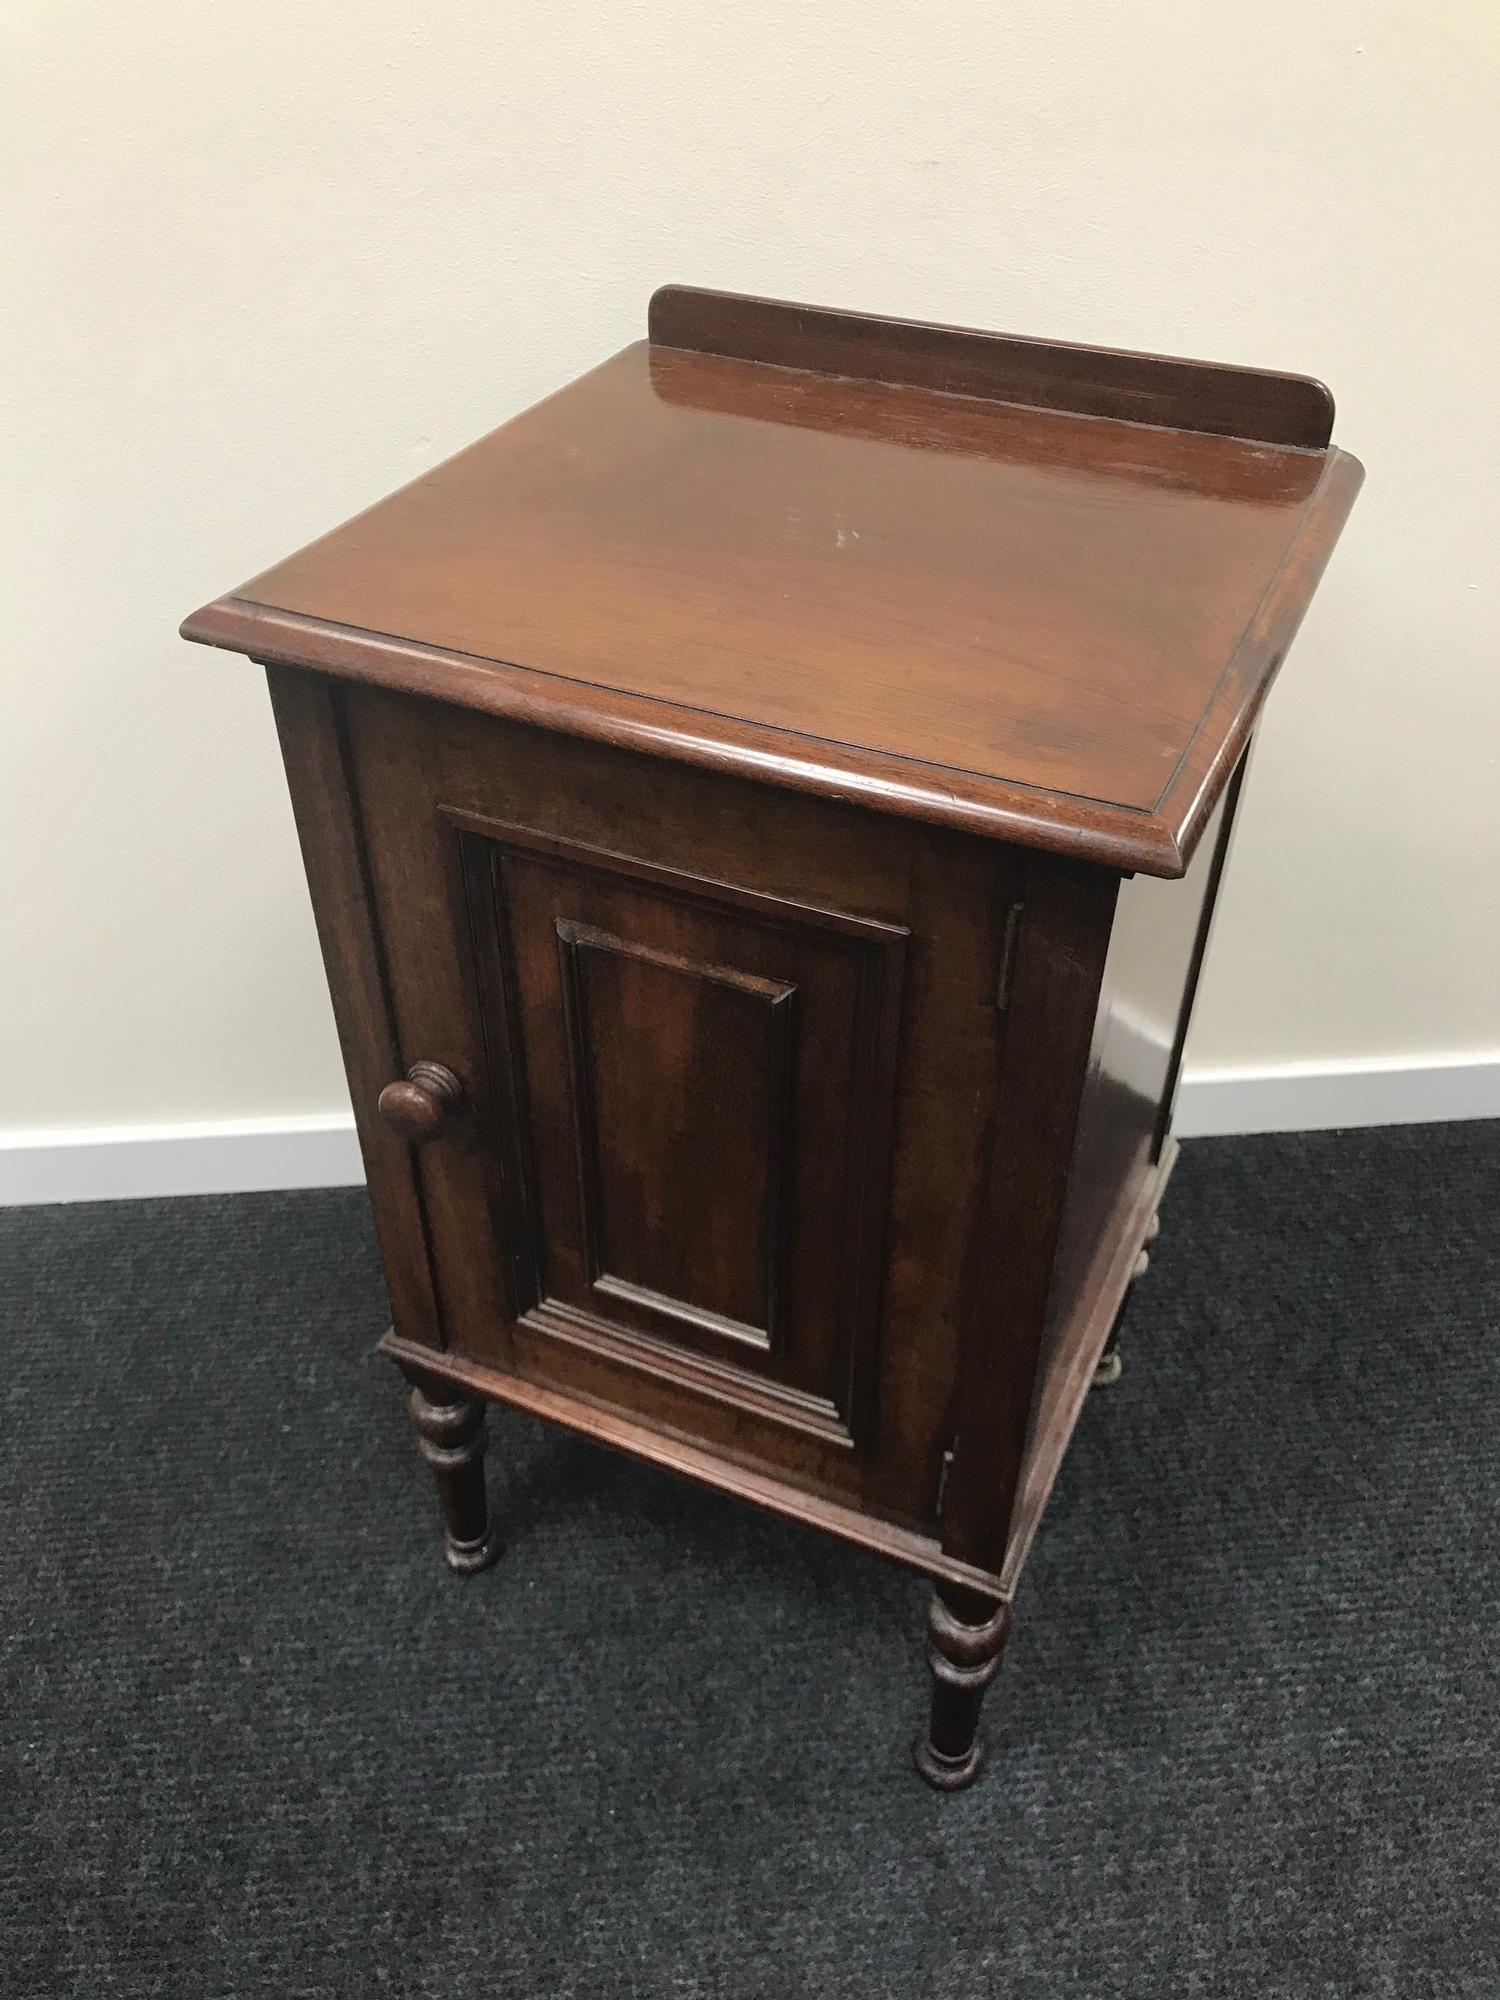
[448,810,907,1465]
[339,686,1018,1527]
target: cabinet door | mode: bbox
[340,687,1017,1526]
[453,811,906,1460]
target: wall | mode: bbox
[5,0,1498,1189]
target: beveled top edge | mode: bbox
[179,442,1360,883]
[649,285,1336,449]
[182,590,1183,872]
[179,292,1362,877]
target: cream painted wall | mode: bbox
[5,0,1498,1137]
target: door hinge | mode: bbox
[937,1446,955,1519]
[995,902,1024,1014]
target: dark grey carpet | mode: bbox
[3,1123,1498,1998]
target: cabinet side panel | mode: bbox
[263,665,441,1346]
[996,754,1245,1591]
[1041,763,1241,1365]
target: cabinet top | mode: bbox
[183,286,1361,875]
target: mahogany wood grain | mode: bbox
[912,1589,1012,1790]
[264,667,441,1346]
[341,684,1012,1524]
[649,284,1337,446]
[1001,1145,1177,1597]
[453,809,907,1442]
[378,1327,1012,1601]
[939,855,1121,1579]
[402,1378,501,1574]
[183,290,1361,1791]
[378,1061,463,1144]
[1152,749,1252,1159]
[1037,768,1237,1392]
[184,294,1362,878]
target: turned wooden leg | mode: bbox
[406,1384,501,1575]
[1094,1211,1160,1388]
[912,1585,1011,1791]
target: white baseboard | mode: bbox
[1170,1053,1500,1138]
[0,1114,365,1207]
[2,1057,1496,1206]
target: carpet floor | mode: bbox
[3,1122,1497,1998]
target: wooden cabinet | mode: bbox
[185,287,1361,1787]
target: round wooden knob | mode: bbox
[377,1061,463,1143]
